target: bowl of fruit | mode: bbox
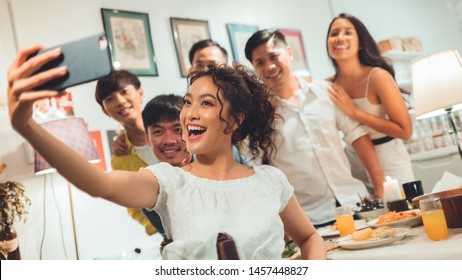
[354,195,386,221]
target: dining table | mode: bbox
[326,226,462,260]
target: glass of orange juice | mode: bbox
[335,206,355,237]
[420,197,448,241]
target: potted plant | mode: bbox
[0,181,31,260]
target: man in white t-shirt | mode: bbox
[245,29,384,226]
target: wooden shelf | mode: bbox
[397,80,412,90]
[381,51,424,93]
[410,145,459,161]
[382,51,423,61]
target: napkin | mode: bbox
[432,171,462,193]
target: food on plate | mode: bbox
[352,226,395,241]
[370,226,396,239]
[352,228,373,241]
[376,210,421,224]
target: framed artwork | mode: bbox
[170,17,211,77]
[226,23,259,68]
[277,29,311,77]
[101,8,158,76]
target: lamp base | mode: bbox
[67,181,79,260]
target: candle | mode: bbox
[383,176,402,204]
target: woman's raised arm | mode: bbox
[7,45,159,209]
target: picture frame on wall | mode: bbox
[101,8,158,76]
[170,17,211,77]
[277,29,311,77]
[226,23,259,68]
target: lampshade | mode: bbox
[412,49,462,119]
[34,117,100,175]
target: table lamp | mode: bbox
[34,117,100,259]
[412,49,462,160]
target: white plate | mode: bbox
[336,227,411,250]
[317,220,367,238]
[366,210,422,228]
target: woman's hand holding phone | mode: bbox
[7,45,68,130]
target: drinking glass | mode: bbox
[420,197,448,241]
[335,206,355,237]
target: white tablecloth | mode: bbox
[328,226,462,260]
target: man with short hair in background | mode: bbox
[188,39,228,73]
[139,94,190,239]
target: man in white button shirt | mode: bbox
[245,29,384,226]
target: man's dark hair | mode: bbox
[188,39,228,64]
[95,70,140,109]
[142,94,183,131]
[244,29,287,62]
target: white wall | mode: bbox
[1,0,461,259]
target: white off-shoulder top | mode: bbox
[144,162,294,260]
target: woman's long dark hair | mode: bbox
[188,63,279,160]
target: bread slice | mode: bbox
[351,226,396,241]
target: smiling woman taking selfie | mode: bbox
[326,13,415,189]
[7,45,325,260]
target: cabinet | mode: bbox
[382,51,423,92]
[406,109,462,193]
[410,145,462,193]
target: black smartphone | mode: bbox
[29,33,113,91]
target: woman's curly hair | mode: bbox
[188,63,279,160]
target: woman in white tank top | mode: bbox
[325,13,415,195]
